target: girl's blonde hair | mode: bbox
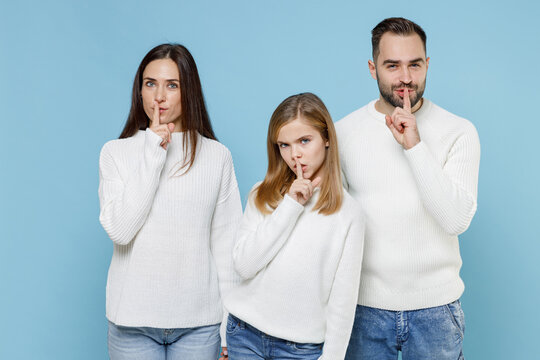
[255,93,343,215]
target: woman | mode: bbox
[225,93,365,359]
[98,44,241,359]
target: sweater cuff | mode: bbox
[281,194,306,215]
[144,128,167,161]
[403,140,428,164]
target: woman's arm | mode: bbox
[209,150,243,347]
[98,129,167,245]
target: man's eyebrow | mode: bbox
[382,58,425,65]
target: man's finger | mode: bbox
[403,88,411,113]
[295,158,303,179]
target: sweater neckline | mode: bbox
[367,98,432,122]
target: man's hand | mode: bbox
[385,89,421,150]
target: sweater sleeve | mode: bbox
[98,129,167,245]
[208,151,243,347]
[321,213,365,360]
[233,190,304,280]
[404,126,480,236]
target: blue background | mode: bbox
[1,0,539,358]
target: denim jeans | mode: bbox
[108,320,221,360]
[345,300,465,360]
[226,314,323,359]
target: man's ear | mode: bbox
[426,57,430,70]
[368,59,377,80]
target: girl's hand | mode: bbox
[149,100,175,149]
[288,158,321,205]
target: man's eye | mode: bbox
[388,65,397,69]
[411,64,420,68]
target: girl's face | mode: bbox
[141,59,182,128]
[276,117,329,181]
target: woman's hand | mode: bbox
[288,158,321,206]
[149,100,175,149]
[218,347,228,360]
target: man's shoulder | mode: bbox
[335,100,377,137]
[424,100,477,132]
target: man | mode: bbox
[336,17,480,359]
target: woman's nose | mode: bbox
[155,87,165,102]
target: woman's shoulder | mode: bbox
[199,136,233,160]
[100,131,145,158]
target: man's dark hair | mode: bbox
[371,17,427,60]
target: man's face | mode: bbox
[369,33,429,112]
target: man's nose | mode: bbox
[399,67,412,84]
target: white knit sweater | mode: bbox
[225,185,365,360]
[98,129,242,341]
[336,99,480,311]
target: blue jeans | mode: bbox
[345,300,465,360]
[226,314,323,359]
[108,320,221,360]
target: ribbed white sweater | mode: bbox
[225,185,365,360]
[98,129,242,341]
[336,99,480,311]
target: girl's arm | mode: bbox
[233,187,304,280]
[321,213,365,359]
[98,129,167,245]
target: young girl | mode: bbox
[98,44,241,359]
[224,93,365,359]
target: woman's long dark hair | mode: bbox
[120,43,217,173]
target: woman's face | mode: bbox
[276,117,329,181]
[141,58,182,128]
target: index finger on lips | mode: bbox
[403,88,411,113]
[295,158,303,180]
[152,100,160,127]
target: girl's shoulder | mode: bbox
[336,189,365,225]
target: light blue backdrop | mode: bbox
[1,0,538,359]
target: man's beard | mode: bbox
[377,75,426,109]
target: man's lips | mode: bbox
[396,89,413,97]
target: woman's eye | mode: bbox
[145,81,155,87]
[168,83,178,89]
[301,138,310,144]
[279,143,288,148]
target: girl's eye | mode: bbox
[279,143,288,148]
[301,138,310,144]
